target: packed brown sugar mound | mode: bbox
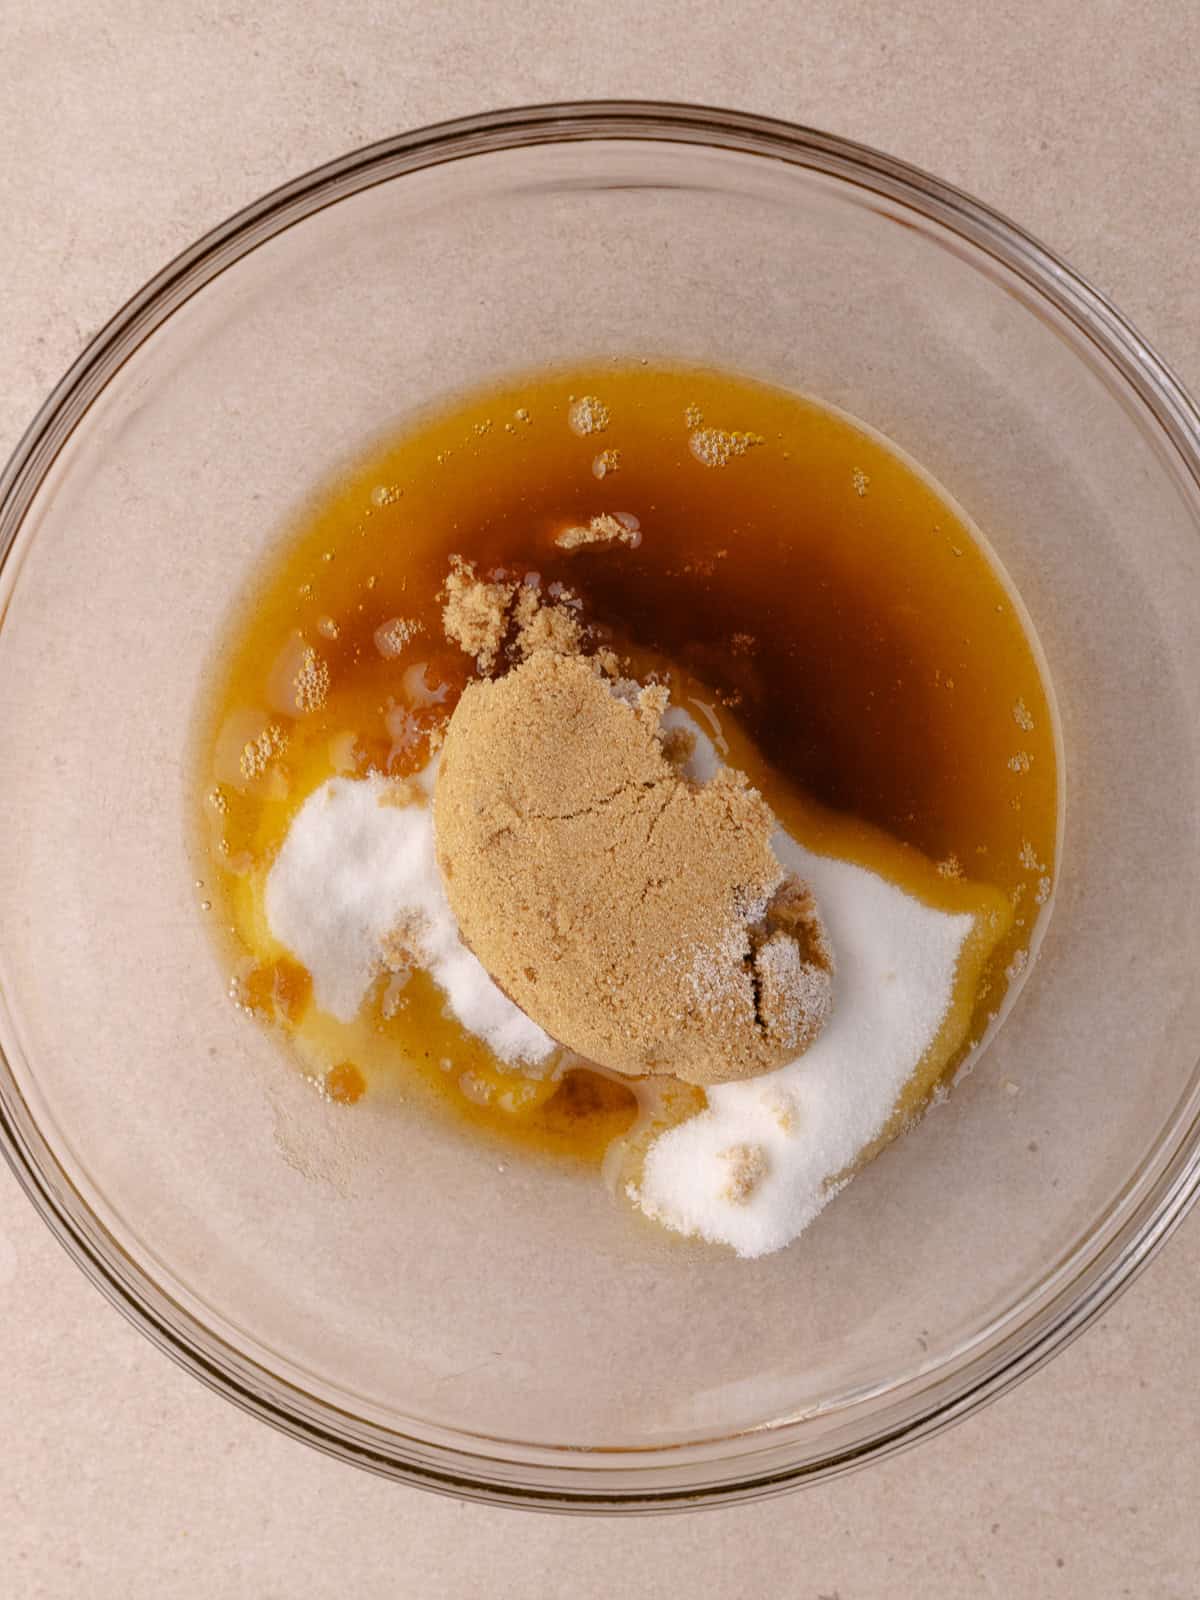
[433,646,834,1086]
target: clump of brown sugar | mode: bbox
[511,584,583,658]
[555,513,641,551]
[441,559,516,674]
[720,1143,769,1204]
[433,648,834,1086]
[441,558,586,674]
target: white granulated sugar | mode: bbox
[265,771,554,1065]
[636,716,975,1259]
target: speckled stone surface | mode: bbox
[2,2,1198,1594]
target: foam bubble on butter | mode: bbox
[639,714,974,1257]
[264,771,555,1066]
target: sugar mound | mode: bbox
[264,772,555,1066]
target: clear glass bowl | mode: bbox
[2,103,1199,1511]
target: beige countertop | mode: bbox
[2,1,1198,1594]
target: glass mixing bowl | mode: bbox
[1,103,1199,1511]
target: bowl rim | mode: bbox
[2,98,1199,1511]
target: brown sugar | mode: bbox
[433,648,834,1086]
[441,557,515,674]
[720,1143,769,1203]
[511,586,583,658]
[555,513,640,551]
[442,558,585,674]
